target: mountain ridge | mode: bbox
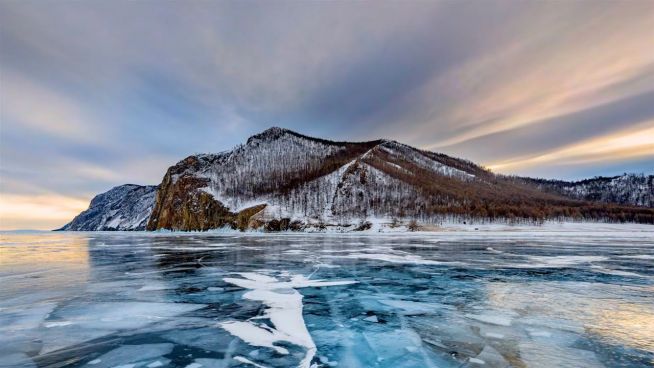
[514,174,654,208]
[58,127,654,231]
[57,184,158,231]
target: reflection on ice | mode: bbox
[1,228,653,367]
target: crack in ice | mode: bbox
[219,272,356,368]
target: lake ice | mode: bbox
[1,226,653,367]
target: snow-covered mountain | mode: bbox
[57,184,158,231]
[145,127,492,231]
[522,174,654,208]
[59,127,654,231]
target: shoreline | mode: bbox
[3,221,653,235]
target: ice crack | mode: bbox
[219,272,356,368]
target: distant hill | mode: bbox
[58,127,654,231]
[514,174,653,208]
[57,184,157,231]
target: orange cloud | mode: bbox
[0,193,89,230]
[416,4,654,149]
[487,122,654,172]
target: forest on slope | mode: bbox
[59,128,654,231]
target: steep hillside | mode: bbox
[57,184,157,231]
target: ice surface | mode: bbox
[473,345,509,367]
[55,302,205,330]
[234,356,268,367]
[138,282,176,291]
[87,344,173,368]
[162,327,235,353]
[379,299,442,315]
[0,302,56,332]
[523,255,608,268]
[328,252,459,265]
[43,320,73,328]
[619,254,654,260]
[363,315,378,323]
[465,313,513,327]
[1,228,653,367]
[221,272,356,368]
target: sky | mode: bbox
[1,0,653,230]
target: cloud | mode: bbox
[439,89,654,167]
[1,72,102,142]
[397,2,654,149]
[487,121,654,172]
[0,193,89,230]
[1,0,653,228]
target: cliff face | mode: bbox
[57,184,157,231]
[61,127,654,231]
[146,156,234,231]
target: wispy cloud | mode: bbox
[487,121,654,172]
[1,0,653,229]
[1,72,103,143]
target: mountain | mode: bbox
[57,184,158,231]
[516,174,654,208]
[58,127,654,231]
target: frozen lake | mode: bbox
[1,227,653,367]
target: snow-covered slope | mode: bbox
[58,184,157,231]
[60,127,653,231]
[145,127,654,230]
[522,174,654,207]
[146,127,503,230]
